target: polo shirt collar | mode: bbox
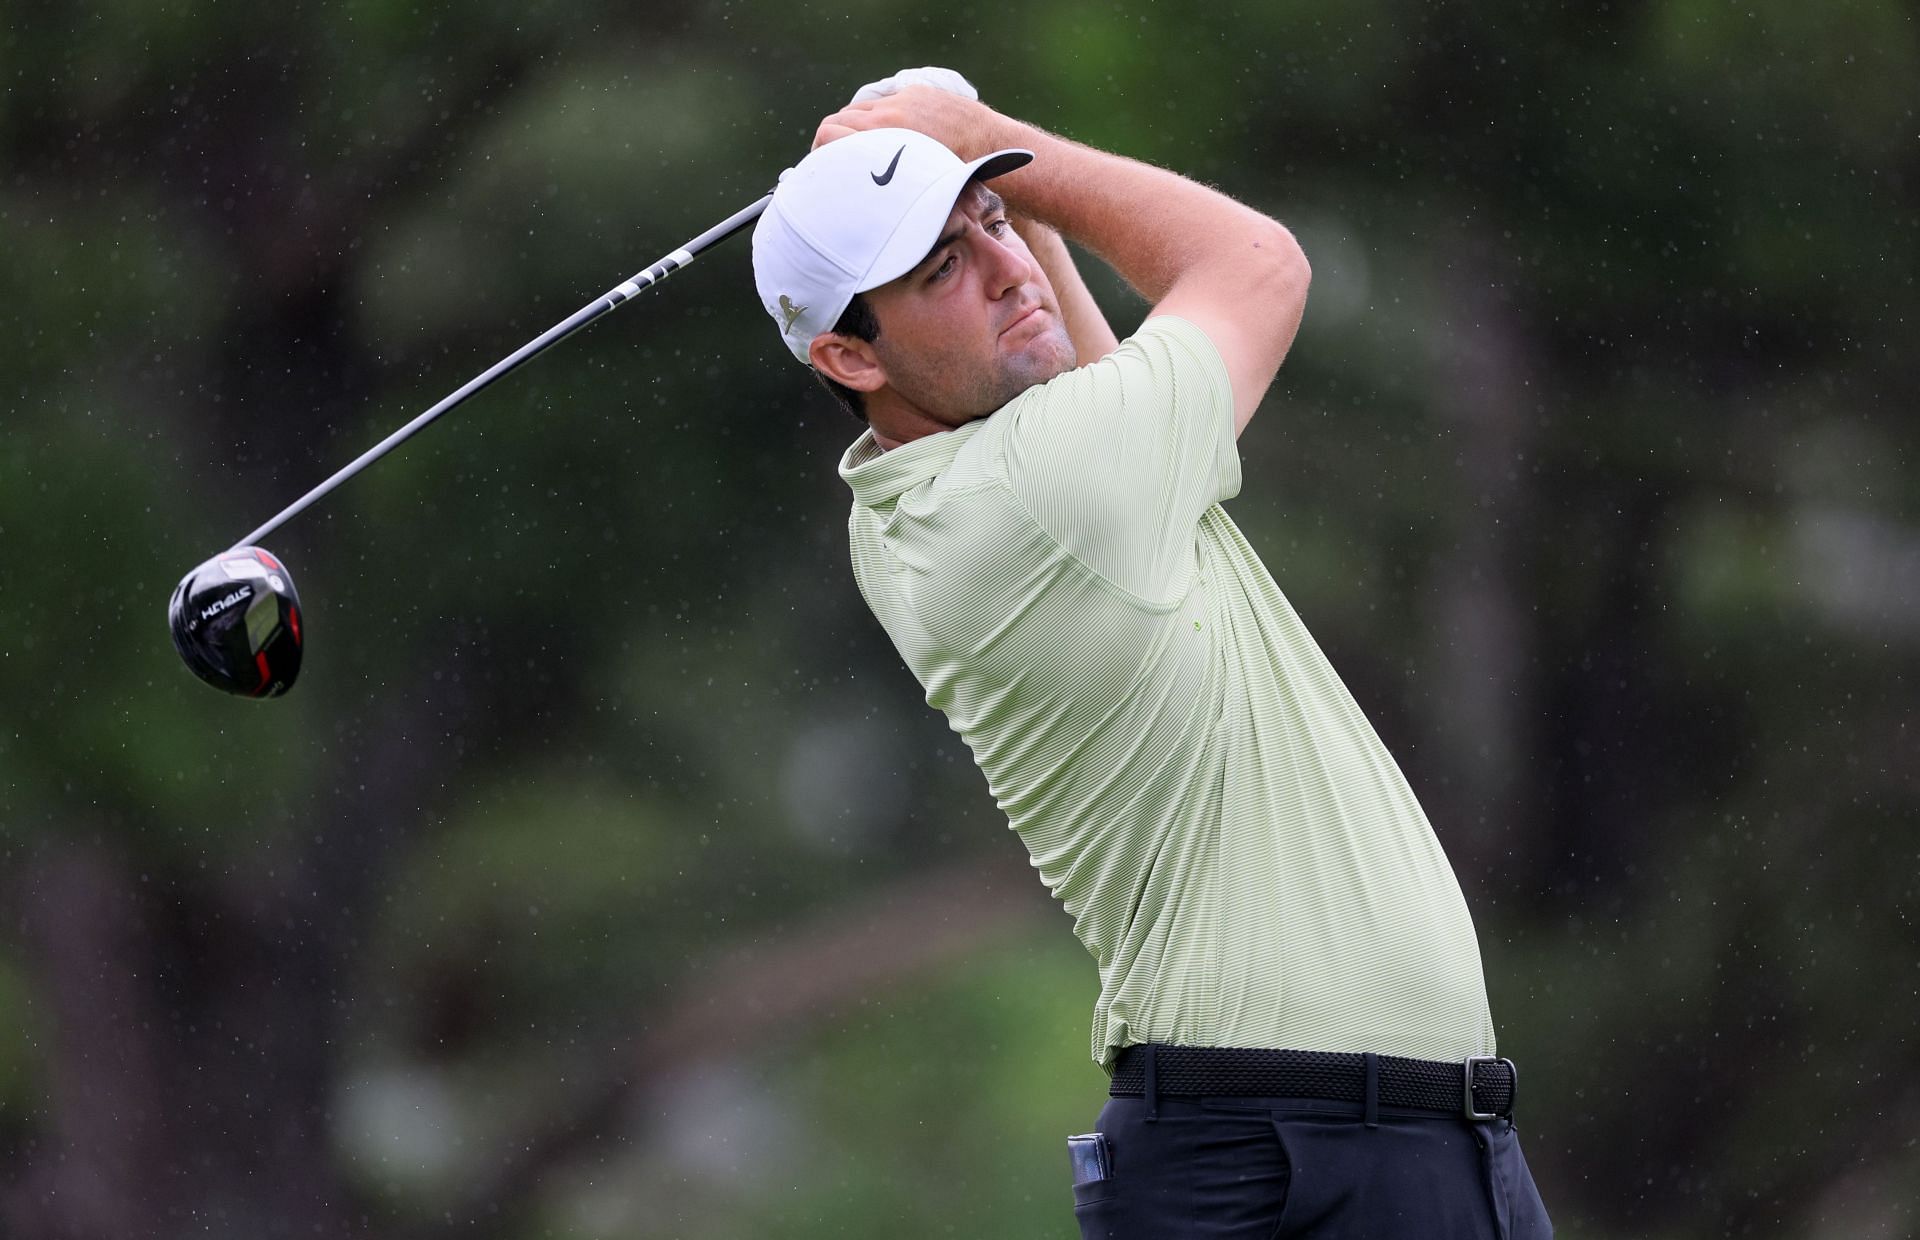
[838,420,985,507]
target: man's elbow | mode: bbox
[1242,218,1310,363]
[1229,221,1310,438]
[1250,219,1311,315]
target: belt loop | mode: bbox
[1362,1052,1380,1128]
[1144,1045,1160,1124]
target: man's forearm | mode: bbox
[1014,217,1120,364]
[986,112,1310,432]
[814,87,1309,427]
[988,125,1289,307]
[814,89,1291,304]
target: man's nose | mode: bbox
[983,232,1033,297]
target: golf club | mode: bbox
[169,192,773,698]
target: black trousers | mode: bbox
[1072,1092,1553,1238]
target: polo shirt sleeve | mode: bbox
[995,315,1241,602]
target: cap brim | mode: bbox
[853,147,1035,295]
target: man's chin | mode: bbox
[928,324,1080,421]
[1006,323,1078,389]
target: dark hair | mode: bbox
[816,293,880,421]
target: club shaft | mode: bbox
[234,193,772,550]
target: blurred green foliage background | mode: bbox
[2,2,1915,1236]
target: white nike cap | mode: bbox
[752,127,1032,364]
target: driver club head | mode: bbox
[168,546,304,698]
[153,196,770,703]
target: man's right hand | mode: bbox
[811,85,1018,160]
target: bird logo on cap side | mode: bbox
[779,295,807,333]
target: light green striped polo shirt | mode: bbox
[839,316,1494,1068]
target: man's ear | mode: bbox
[809,333,887,393]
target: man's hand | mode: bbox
[847,67,978,105]
[817,68,984,150]
[811,84,1018,160]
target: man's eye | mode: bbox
[931,255,957,281]
[987,217,1011,235]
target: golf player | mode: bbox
[753,72,1552,1238]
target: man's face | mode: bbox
[862,183,1076,423]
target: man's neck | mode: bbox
[866,393,960,452]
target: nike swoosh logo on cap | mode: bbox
[871,146,905,185]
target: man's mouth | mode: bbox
[1001,305,1043,337]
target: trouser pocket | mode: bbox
[1477,1120,1554,1239]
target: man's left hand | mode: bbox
[847,66,978,105]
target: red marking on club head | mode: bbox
[288,605,302,644]
[255,549,282,571]
[252,651,272,697]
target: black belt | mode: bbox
[1109,1044,1517,1121]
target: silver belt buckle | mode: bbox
[1463,1055,1514,1121]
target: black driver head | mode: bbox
[168,545,304,697]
